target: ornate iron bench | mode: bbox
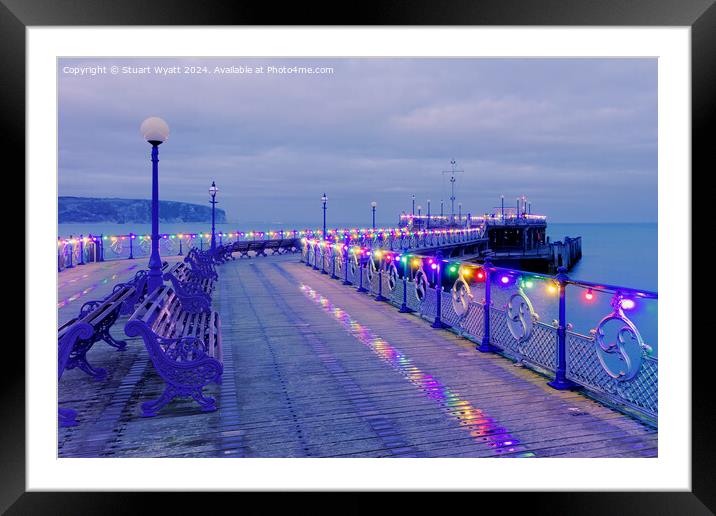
[116,261,170,315]
[57,284,137,382]
[278,238,300,254]
[163,261,213,313]
[213,244,234,263]
[57,285,136,426]
[233,241,251,258]
[185,249,218,281]
[248,241,268,257]
[124,285,223,416]
[58,321,94,427]
[265,239,282,255]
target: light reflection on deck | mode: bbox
[299,283,534,457]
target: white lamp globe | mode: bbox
[371,201,377,208]
[140,117,170,144]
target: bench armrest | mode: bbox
[160,335,207,361]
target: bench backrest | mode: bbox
[127,285,216,347]
[58,285,135,340]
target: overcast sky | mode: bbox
[58,57,657,225]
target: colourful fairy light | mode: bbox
[584,289,594,301]
[621,298,635,310]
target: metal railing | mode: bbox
[58,226,486,272]
[301,241,658,425]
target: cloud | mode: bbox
[58,57,657,223]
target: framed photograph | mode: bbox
[8,0,712,511]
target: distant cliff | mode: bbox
[58,196,227,224]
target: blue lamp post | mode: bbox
[427,199,431,228]
[371,201,377,229]
[140,116,170,294]
[209,181,218,254]
[321,193,328,238]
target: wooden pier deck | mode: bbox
[58,255,657,458]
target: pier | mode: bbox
[57,228,657,458]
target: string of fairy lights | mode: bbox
[56,226,485,246]
[303,238,657,309]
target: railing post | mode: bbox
[58,238,63,272]
[548,266,580,390]
[343,242,352,285]
[477,257,497,352]
[313,243,320,270]
[179,237,183,256]
[320,242,328,274]
[431,251,447,328]
[98,234,105,262]
[87,234,94,263]
[66,236,74,269]
[357,252,368,293]
[331,246,338,279]
[375,254,387,302]
[399,249,413,313]
[305,242,312,266]
[78,235,85,265]
[128,233,134,259]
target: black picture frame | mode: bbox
[6,0,711,512]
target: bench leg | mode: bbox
[58,407,78,427]
[141,385,217,416]
[191,390,217,412]
[101,331,128,351]
[68,352,107,381]
[141,386,177,417]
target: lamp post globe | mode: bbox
[141,116,169,294]
[209,181,219,254]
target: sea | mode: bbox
[58,221,658,354]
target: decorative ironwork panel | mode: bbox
[566,332,657,418]
[459,300,485,340]
[369,270,380,295]
[335,252,344,275]
[405,278,422,312]
[440,289,462,328]
[525,323,558,372]
[420,286,438,319]
[506,291,537,343]
[347,256,357,283]
[490,307,521,361]
[451,278,472,317]
[387,263,399,292]
[389,276,405,307]
[382,271,392,294]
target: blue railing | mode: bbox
[58,226,485,272]
[301,240,658,425]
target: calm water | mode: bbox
[59,221,658,354]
